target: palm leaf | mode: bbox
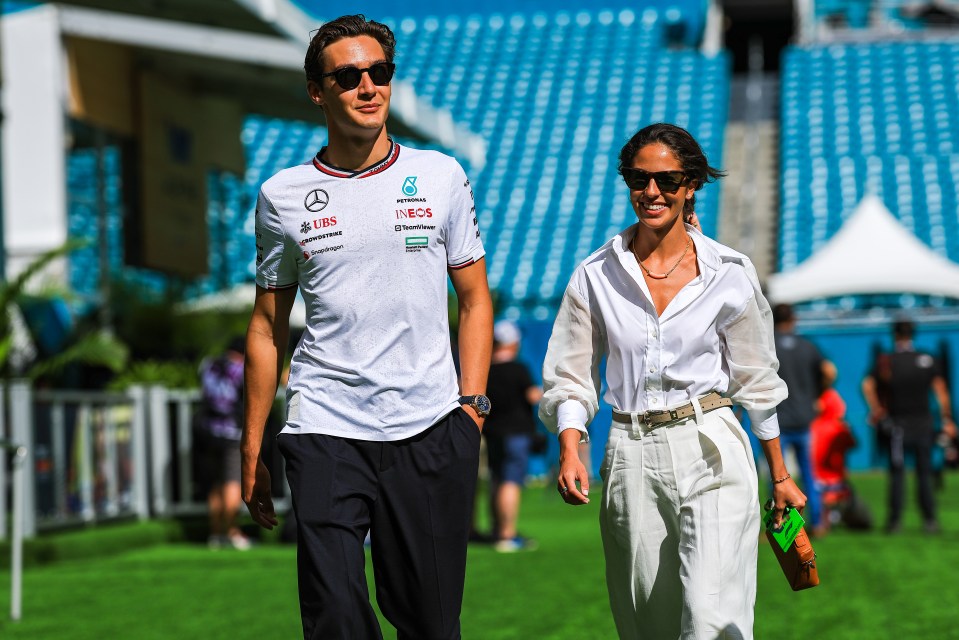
[0,239,89,314]
[26,331,129,380]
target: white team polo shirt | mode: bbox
[255,141,485,441]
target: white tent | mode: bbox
[767,195,959,303]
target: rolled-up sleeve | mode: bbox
[539,281,604,441]
[719,263,787,440]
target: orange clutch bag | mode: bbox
[765,524,819,590]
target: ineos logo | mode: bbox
[304,189,329,212]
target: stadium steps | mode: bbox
[719,75,779,282]
[719,121,779,282]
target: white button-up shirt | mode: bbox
[539,225,787,441]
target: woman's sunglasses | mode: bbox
[621,169,688,194]
[320,62,396,90]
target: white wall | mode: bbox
[2,6,69,281]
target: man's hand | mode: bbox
[943,416,957,439]
[243,457,278,530]
[867,407,887,428]
[460,403,485,432]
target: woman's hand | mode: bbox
[557,429,590,505]
[759,437,807,527]
[769,477,806,528]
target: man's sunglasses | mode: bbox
[621,169,688,194]
[320,62,396,90]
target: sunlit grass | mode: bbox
[1,472,957,639]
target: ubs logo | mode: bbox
[402,177,418,197]
[304,189,329,212]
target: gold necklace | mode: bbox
[635,236,691,280]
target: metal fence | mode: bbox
[1,381,289,539]
[26,385,149,532]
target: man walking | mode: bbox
[863,320,955,534]
[773,303,834,534]
[241,15,493,639]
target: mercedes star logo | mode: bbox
[304,189,329,212]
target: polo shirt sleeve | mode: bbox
[254,188,298,290]
[445,160,486,270]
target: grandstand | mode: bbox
[66,5,731,321]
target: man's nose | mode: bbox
[356,70,376,95]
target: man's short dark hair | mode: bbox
[893,319,915,340]
[772,303,795,325]
[304,15,396,83]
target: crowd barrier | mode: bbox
[1,381,289,540]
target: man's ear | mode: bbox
[307,80,324,107]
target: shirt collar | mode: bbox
[894,340,915,353]
[612,223,721,273]
[313,138,400,179]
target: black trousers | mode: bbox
[886,420,936,525]
[277,408,481,640]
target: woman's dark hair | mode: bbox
[304,15,396,83]
[618,123,726,214]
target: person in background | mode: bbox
[484,320,543,552]
[772,303,836,536]
[198,336,250,550]
[862,319,956,534]
[810,379,872,530]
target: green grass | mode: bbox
[1,472,958,639]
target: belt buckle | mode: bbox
[644,408,681,427]
[643,408,675,427]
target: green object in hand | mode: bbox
[763,505,805,553]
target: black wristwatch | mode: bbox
[459,394,492,418]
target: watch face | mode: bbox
[475,395,492,414]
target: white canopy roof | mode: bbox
[767,195,959,303]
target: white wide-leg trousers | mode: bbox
[600,406,760,640]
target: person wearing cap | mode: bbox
[484,320,543,552]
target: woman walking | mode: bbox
[540,123,805,639]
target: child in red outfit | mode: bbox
[811,387,873,529]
